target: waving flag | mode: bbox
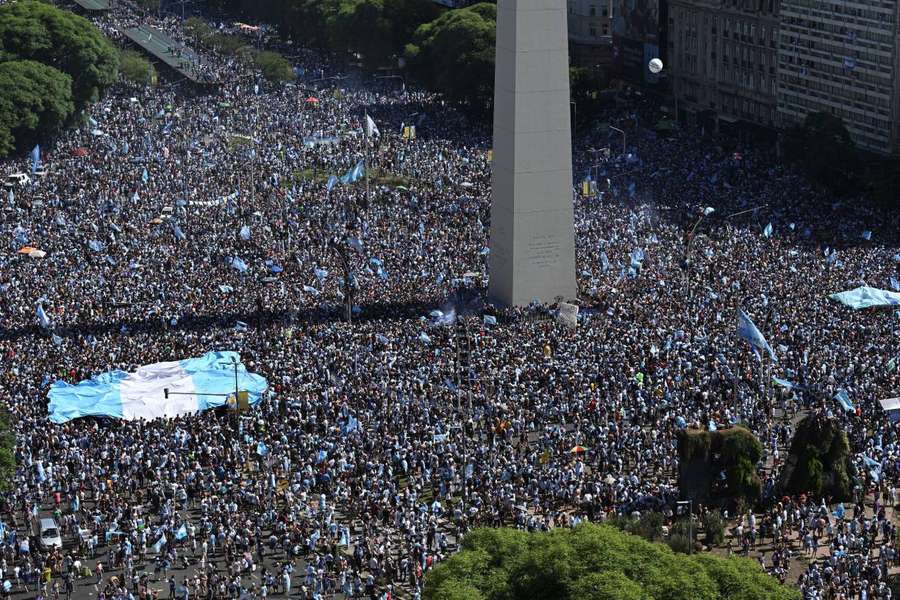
[142,168,149,184]
[736,309,777,362]
[175,524,188,540]
[339,160,365,184]
[30,145,40,174]
[365,114,380,138]
[762,223,773,238]
[36,302,51,329]
[47,351,268,423]
[326,175,338,193]
[230,256,248,272]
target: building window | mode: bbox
[590,26,597,37]
[590,4,596,16]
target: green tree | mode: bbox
[405,3,496,110]
[382,0,442,53]
[325,0,393,68]
[253,50,296,82]
[119,49,156,86]
[424,524,799,600]
[0,409,14,491]
[783,111,862,196]
[0,1,118,110]
[0,60,74,156]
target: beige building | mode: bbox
[567,0,614,68]
[668,0,780,128]
[777,0,900,154]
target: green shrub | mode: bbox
[424,524,799,600]
[703,512,726,546]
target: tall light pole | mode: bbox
[609,125,626,156]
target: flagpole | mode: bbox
[364,111,371,212]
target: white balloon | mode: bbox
[649,58,663,74]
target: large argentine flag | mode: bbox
[48,351,268,423]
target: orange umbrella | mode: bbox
[17,246,37,255]
[570,445,589,454]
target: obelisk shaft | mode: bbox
[488,0,577,307]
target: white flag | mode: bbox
[365,114,379,138]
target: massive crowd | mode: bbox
[1,5,899,600]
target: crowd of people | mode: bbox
[1,4,899,600]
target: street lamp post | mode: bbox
[609,125,626,156]
[676,499,693,554]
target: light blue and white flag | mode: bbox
[341,416,359,436]
[302,285,320,296]
[830,286,900,310]
[862,230,872,241]
[47,351,268,423]
[175,524,188,540]
[347,237,363,253]
[256,442,269,457]
[30,145,40,174]
[339,160,365,184]
[36,302,51,329]
[736,309,777,362]
[153,535,166,553]
[314,267,328,283]
[326,175,338,193]
[172,222,186,241]
[483,315,497,326]
[142,168,149,184]
[762,222,773,238]
[834,389,854,412]
[239,225,251,241]
[230,256,248,273]
[418,332,431,344]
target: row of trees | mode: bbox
[0,1,119,156]
[200,0,496,106]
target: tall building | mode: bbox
[612,0,666,83]
[568,0,615,68]
[777,0,900,154]
[668,0,779,128]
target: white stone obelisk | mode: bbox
[488,0,577,307]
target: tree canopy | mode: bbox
[0,1,118,109]
[252,50,296,82]
[0,60,74,156]
[424,525,799,600]
[405,3,496,110]
[119,49,157,87]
